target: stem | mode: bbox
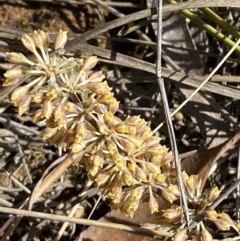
[200,7,240,39]
[163,0,240,54]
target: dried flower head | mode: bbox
[4,29,239,241]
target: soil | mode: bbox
[0,2,107,33]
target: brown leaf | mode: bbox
[182,131,240,189]
[77,198,170,241]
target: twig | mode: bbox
[0,206,174,238]
[19,220,51,241]
[14,134,32,184]
[0,199,28,241]
[0,117,40,136]
[153,38,240,133]
[3,0,144,8]
[5,171,31,194]
[73,43,240,99]
[64,8,157,51]
[90,0,154,51]
[156,0,189,226]
[236,145,240,221]
[54,204,81,241]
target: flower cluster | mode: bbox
[3,30,175,217]
[144,172,240,240]
[4,29,239,240]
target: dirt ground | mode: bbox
[0,2,108,33]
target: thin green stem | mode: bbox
[163,0,240,54]
[199,7,240,39]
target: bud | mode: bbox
[201,227,213,241]
[41,99,53,119]
[88,163,99,177]
[160,151,173,166]
[151,154,162,165]
[75,122,86,141]
[131,186,145,201]
[33,109,42,122]
[54,29,68,49]
[135,165,147,182]
[169,185,180,196]
[162,188,177,203]
[126,200,140,218]
[140,126,152,139]
[108,100,119,114]
[70,143,84,153]
[219,213,233,226]
[43,127,58,140]
[149,192,158,214]
[40,30,50,48]
[31,30,43,49]
[88,71,105,83]
[214,218,231,231]
[173,229,188,241]
[163,207,182,220]
[50,128,65,145]
[146,146,164,155]
[95,172,110,187]
[22,33,36,52]
[57,112,67,129]
[106,138,117,155]
[94,103,107,114]
[65,102,78,113]
[145,162,160,175]
[81,56,98,71]
[186,175,196,193]
[53,103,65,121]
[32,92,44,103]
[87,81,111,95]
[207,187,220,203]
[124,115,144,126]
[104,111,121,126]
[96,121,109,135]
[122,169,134,186]
[204,209,219,220]
[5,52,29,64]
[195,175,202,197]
[16,95,31,115]
[98,92,115,104]
[4,65,24,83]
[144,136,161,148]
[127,136,143,147]
[111,151,125,171]
[11,85,29,101]
[182,171,189,187]
[128,162,136,173]
[118,138,136,153]
[47,89,58,100]
[155,173,166,183]
[115,124,127,133]
[92,150,104,167]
